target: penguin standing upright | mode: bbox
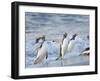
[56,33,69,60]
[67,34,77,52]
[56,33,77,60]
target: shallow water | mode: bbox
[26,54,89,68]
[25,12,89,68]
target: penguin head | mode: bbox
[35,35,45,43]
[41,35,45,42]
[52,40,55,42]
[71,33,77,40]
[63,32,67,38]
[39,35,45,48]
[74,33,77,37]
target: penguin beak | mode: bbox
[74,34,78,38]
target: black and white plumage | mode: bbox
[35,35,45,43]
[67,34,77,52]
[56,33,68,60]
[56,33,77,60]
[80,47,89,55]
[61,33,69,59]
[34,36,48,64]
[80,35,90,55]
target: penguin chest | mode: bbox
[62,39,69,56]
[67,40,75,52]
[37,46,47,59]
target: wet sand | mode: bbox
[26,54,89,68]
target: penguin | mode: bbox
[80,47,89,55]
[67,34,77,52]
[80,35,90,55]
[56,33,69,60]
[34,36,48,64]
[56,33,78,60]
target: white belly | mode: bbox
[82,50,89,55]
[34,45,47,64]
[67,40,75,52]
[61,38,69,57]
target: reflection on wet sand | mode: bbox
[26,55,89,68]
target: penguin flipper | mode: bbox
[34,57,41,64]
[34,48,43,64]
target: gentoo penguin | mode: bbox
[56,33,69,60]
[80,47,89,55]
[34,36,48,64]
[56,33,77,60]
[80,35,90,55]
[67,34,77,52]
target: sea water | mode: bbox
[25,12,89,68]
